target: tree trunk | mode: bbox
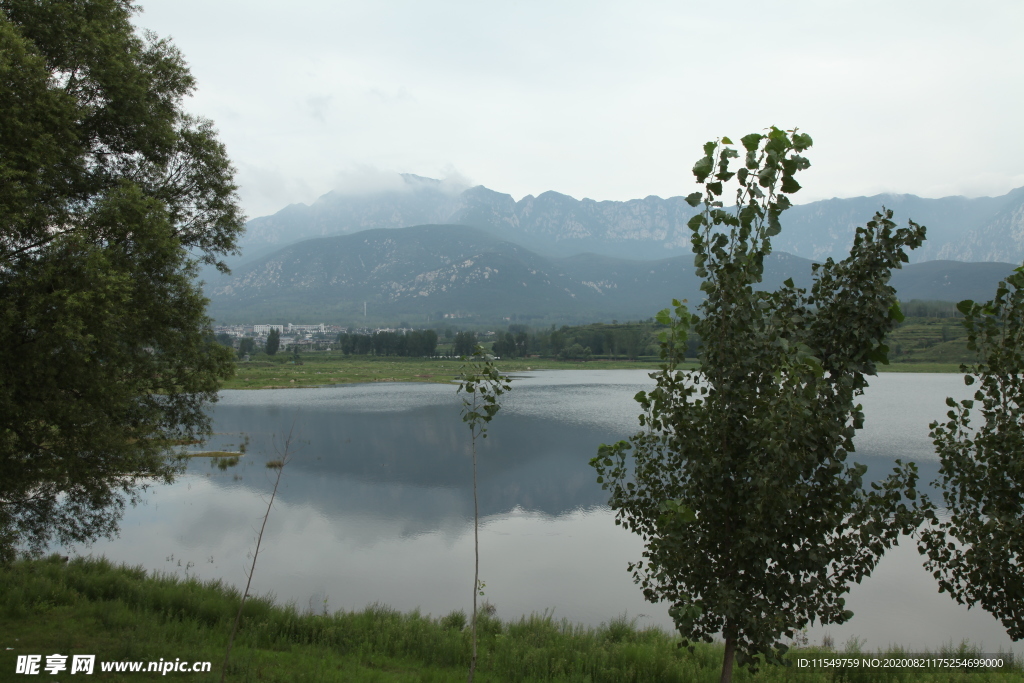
[467,429,480,683]
[720,636,736,683]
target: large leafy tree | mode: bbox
[918,266,1024,639]
[0,0,243,560]
[592,128,926,681]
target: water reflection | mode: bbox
[198,379,635,528]
[82,370,1013,654]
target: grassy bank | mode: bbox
[1,556,1018,682]
[219,356,681,390]
[220,353,960,390]
[877,362,963,373]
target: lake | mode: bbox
[79,370,1017,654]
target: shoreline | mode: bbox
[221,357,965,391]
[3,555,1017,682]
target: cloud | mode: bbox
[330,165,472,197]
[331,167,412,195]
[236,164,320,219]
[306,95,333,122]
[366,86,413,105]
[437,165,472,195]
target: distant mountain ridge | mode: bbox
[235,175,1024,266]
[206,224,1019,325]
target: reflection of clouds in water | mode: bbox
[213,370,660,434]
[501,370,655,433]
[214,382,456,414]
[91,479,1017,654]
[806,542,1013,653]
[856,374,974,463]
[88,479,663,630]
[206,476,466,548]
[504,371,973,461]
[195,403,615,520]
[213,372,972,449]
[77,371,1019,654]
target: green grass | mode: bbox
[1,556,1020,682]
[223,315,981,390]
[885,318,976,366]
[224,315,986,391]
[224,350,967,391]
[221,355,673,390]
[877,362,963,373]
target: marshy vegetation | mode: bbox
[2,556,1019,682]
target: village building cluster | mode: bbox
[211,323,490,354]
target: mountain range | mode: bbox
[233,174,1024,266]
[206,224,1019,325]
[203,176,1023,324]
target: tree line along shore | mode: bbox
[219,311,972,390]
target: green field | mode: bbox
[2,556,1018,682]
[221,315,976,390]
[222,352,964,391]
[220,355,696,390]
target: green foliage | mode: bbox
[559,342,592,361]
[0,0,242,560]
[453,331,477,357]
[503,328,530,358]
[901,300,964,318]
[919,266,1024,640]
[336,328,439,357]
[458,347,511,441]
[478,322,659,361]
[592,128,927,677]
[439,609,468,631]
[492,331,519,359]
[237,337,255,357]
[265,328,281,355]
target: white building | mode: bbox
[287,323,326,334]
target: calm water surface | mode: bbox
[82,370,1016,653]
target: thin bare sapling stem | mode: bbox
[221,429,294,683]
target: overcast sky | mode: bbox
[134,0,1023,220]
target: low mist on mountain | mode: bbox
[233,174,1024,268]
[206,224,1018,325]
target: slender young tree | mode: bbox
[266,328,281,356]
[238,337,256,358]
[592,128,926,681]
[457,346,510,683]
[919,266,1024,639]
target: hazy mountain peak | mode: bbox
[206,223,1020,325]
[232,180,1024,268]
